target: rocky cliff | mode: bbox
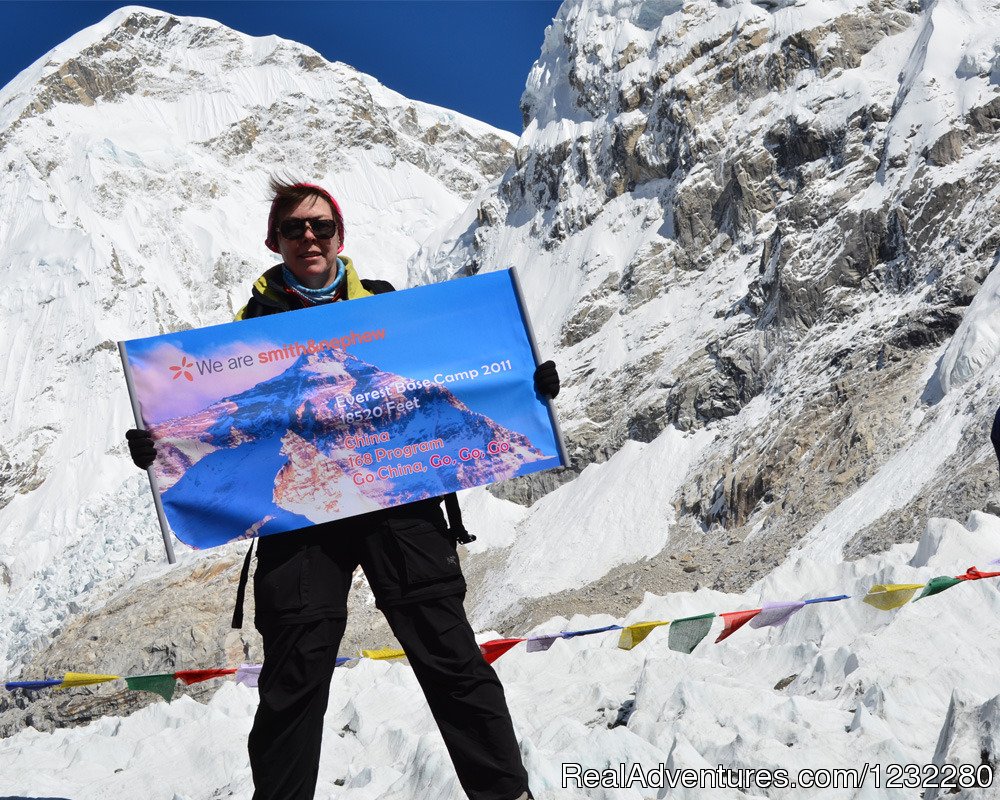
[410,0,1000,626]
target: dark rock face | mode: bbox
[967,97,1000,136]
[662,334,770,432]
[712,153,778,241]
[765,117,847,175]
[924,129,964,166]
[488,465,581,507]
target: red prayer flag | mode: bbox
[715,609,761,643]
[479,638,524,664]
[957,567,1000,581]
[175,668,237,685]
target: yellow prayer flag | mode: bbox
[55,672,121,690]
[361,648,406,660]
[617,621,670,650]
[862,583,925,611]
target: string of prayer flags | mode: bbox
[362,648,406,660]
[916,576,963,600]
[750,601,806,628]
[618,621,669,650]
[862,584,925,611]
[55,672,121,690]
[667,613,715,654]
[4,679,62,691]
[126,674,177,702]
[8,565,1000,695]
[715,609,761,643]
[176,668,237,686]
[480,639,525,664]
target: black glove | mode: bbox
[533,360,560,398]
[126,428,156,469]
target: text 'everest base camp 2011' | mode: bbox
[2,1,1000,799]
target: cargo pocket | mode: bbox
[388,519,462,587]
[253,544,311,617]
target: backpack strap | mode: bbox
[231,538,256,629]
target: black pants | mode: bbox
[247,504,529,800]
[249,597,529,800]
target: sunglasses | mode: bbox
[277,217,338,240]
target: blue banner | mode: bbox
[120,270,564,548]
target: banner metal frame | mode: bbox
[507,266,570,468]
[118,341,177,564]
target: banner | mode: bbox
[120,269,565,549]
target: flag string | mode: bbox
[4,565,997,696]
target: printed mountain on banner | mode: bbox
[151,348,555,546]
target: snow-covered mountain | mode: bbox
[4,0,1000,798]
[0,5,515,679]
[412,0,1000,629]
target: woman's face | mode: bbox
[276,195,342,289]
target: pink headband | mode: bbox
[265,182,345,254]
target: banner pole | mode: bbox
[506,267,571,468]
[118,341,177,565]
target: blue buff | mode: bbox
[282,257,345,302]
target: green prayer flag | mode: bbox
[667,613,715,654]
[126,674,177,702]
[916,576,963,600]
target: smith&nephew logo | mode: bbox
[169,356,195,382]
[161,328,387,384]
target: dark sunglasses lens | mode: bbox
[310,219,337,238]
[278,218,337,240]
[278,219,306,239]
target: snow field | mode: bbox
[3,512,999,799]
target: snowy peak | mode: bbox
[2,7,514,202]
[4,8,243,127]
[0,6,515,676]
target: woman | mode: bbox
[127,179,555,800]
